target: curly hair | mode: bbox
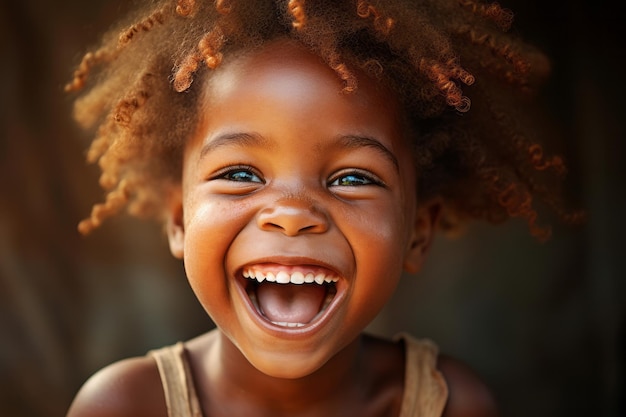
[67,0,580,240]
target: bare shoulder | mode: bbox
[66,355,166,417]
[438,355,499,417]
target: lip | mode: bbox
[239,256,343,274]
[232,256,349,338]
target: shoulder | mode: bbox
[438,355,499,417]
[66,354,167,417]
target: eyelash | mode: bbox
[328,169,385,187]
[210,165,264,183]
[210,166,384,188]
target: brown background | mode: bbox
[1,1,623,416]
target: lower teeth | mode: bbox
[271,321,306,328]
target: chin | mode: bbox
[250,354,329,380]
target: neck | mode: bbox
[206,331,366,415]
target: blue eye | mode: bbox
[217,167,263,183]
[329,171,382,187]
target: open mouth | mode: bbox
[242,267,338,329]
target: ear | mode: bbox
[165,186,185,259]
[403,199,441,274]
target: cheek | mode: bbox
[346,233,404,336]
[346,199,409,296]
[183,196,252,247]
[181,199,249,306]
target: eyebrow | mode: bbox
[199,131,273,159]
[198,131,400,172]
[336,134,400,172]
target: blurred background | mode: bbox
[0,1,623,416]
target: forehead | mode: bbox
[185,38,418,199]
[201,38,406,132]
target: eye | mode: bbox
[212,166,264,183]
[329,170,384,187]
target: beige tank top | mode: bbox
[149,332,448,417]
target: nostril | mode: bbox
[299,224,320,233]
[265,222,285,232]
[263,222,321,236]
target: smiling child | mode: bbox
[65,1,575,416]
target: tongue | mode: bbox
[256,283,327,324]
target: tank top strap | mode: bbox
[394,333,449,417]
[149,342,203,417]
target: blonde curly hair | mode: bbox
[67,0,579,239]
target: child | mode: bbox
[66,0,576,416]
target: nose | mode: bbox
[257,196,328,236]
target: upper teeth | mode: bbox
[243,269,338,285]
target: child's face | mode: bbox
[167,39,436,378]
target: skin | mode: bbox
[67,39,498,417]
